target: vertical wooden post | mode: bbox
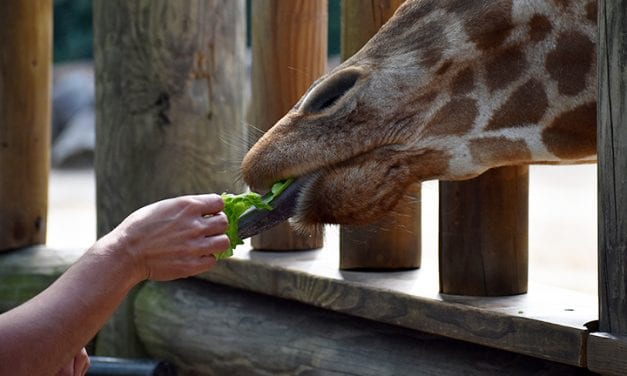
[0,0,52,252]
[93,0,245,356]
[249,0,326,251]
[598,0,627,334]
[439,167,528,296]
[338,0,419,270]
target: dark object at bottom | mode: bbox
[87,356,177,376]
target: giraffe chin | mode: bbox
[289,148,423,233]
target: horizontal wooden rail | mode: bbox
[198,233,596,367]
[135,278,588,374]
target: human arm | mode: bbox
[0,194,229,375]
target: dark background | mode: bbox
[53,0,342,63]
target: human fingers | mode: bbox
[191,194,224,215]
[202,212,228,236]
[207,234,230,254]
[189,234,230,257]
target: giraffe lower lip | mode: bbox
[236,176,309,239]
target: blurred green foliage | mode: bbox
[53,0,93,63]
[53,0,340,63]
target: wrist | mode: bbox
[88,230,146,287]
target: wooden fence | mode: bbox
[0,0,626,374]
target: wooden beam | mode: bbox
[339,0,421,270]
[0,0,52,251]
[92,0,246,356]
[135,279,588,374]
[197,235,595,367]
[588,332,627,375]
[597,0,627,334]
[0,245,81,312]
[249,0,326,251]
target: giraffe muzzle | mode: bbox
[236,176,308,239]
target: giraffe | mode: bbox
[239,0,597,236]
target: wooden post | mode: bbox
[0,0,52,251]
[93,0,245,356]
[338,0,419,270]
[439,166,529,296]
[249,0,326,251]
[598,0,627,334]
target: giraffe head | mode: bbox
[241,0,597,230]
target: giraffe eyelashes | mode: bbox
[300,67,364,113]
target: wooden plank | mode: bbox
[249,0,326,251]
[588,332,627,376]
[597,0,627,334]
[135,279,591,375]
[0,0,52,251]
[439,167,529,295]
[0,245,81,312]
[198,228,595,367]
[92,0,246,357]
[339,0,421,270]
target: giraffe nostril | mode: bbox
[301,67,362,113]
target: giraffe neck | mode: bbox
[345,0,597,180]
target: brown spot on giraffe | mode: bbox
[422,97,478,137]
[484,45,527,92]
[585,1,597,22]
[464,1,514,50]
[469,137,532,166]
[528,14,552,42]
[436,60,454,76]
[422,46,444,68]
[542,102,596,159]
[486,79,549,130]
[451,67,475,95]
[545,31,595,96]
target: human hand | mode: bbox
[97,194,230,282]
[55,348,89,376]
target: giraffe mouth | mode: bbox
[236,174,313,239]
[238,144,429,237]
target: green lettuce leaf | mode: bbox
[217,179,293,259]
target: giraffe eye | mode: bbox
[301,68,362,113]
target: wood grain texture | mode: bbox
[249,0,326,251]
[196,233,595,367]
[92,0,245,357]
[587,332,627,376]
[339,0,420,270]
[439,167,529,296]
[135,279,592,375]
[0,0,52,251]
[94,0,246,236]
[0,245,81,312]
[340,0,405,61]
[597,0,627,335]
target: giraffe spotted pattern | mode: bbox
[242,0,598,228]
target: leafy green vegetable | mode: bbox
[217,179,293,259]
